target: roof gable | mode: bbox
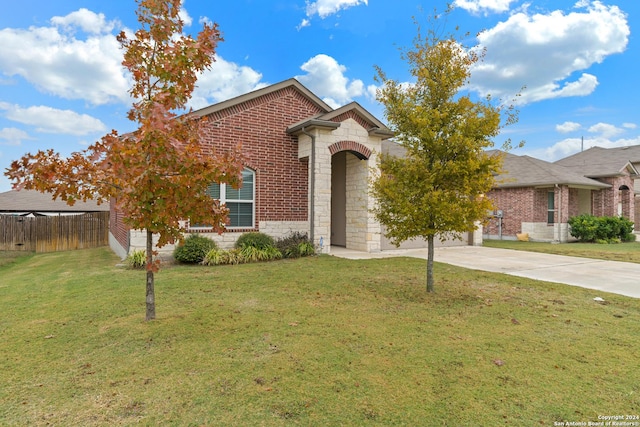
[556,145,640,177]
[287,101,393,138]
[193,78,333,120]
[494,151,610,189]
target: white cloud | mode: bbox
[199,16,213,27]
[306,0,368,18]
[295,54,364,108]
[179,7,193,27]
[188,56,266,110]
[556,121,581,133]
[526,136,640,162]
[0,104,106,136]
[297,19,311,31]
[469,1,629,105]
[50,8,117,34]
[366,84,379,101]
[588,122,624,138]
[0,127,32,146]
[454,0,516,15]
[0,10,130,105]
[623,123,637,130]
[299,0,367,28]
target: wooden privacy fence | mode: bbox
[0,212,109,252]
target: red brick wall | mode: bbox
[110,198,130,251]
[592,175,634,221]
[485,187,537,236]
[533,189,550,222]
[198,86,326,227]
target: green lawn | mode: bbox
[1,248,639,425]
[0,250,33,268]
[484,238,640,263]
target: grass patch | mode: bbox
[0,250,34,268]
[1,248,639,425]
[484,239,640,263]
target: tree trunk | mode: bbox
[426,234,435,293]
[145,230,156,321]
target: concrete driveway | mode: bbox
[330,246,640,299]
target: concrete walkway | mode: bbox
[330,245,640,299]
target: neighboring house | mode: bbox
[109,78,481,258]
[0,189,110,252]
[0,189,109,216]
[485,148,638,242]
[556,145,640,230]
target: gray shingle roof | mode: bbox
[555,145,640,177]
[493,151,610,189]
[0,190,108,213]
[381,139,407,157]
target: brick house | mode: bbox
[109,78,480,258]
[485,149,638,242]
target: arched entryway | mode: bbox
[619,185,631,218]
[331,151,347,246]
[329,141,371,249]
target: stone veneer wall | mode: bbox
[345,152,376,251]
[128,220,310,256]
[299,117,383,253]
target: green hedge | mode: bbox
[234,232,275,250]
[568,214,635,243]
[202,232,316,266]
[174,234,218,264]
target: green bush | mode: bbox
[568,214,635,243]
[126,249,146,269]
[240,245,282,262]
[174,234,218,264]
[203,245,282,266]
[276,232,315,258]
[202,248,224,266]
[235,232,275,250]
[202,232,315,266]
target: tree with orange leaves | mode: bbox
[5,0,244,321]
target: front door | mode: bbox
[331,152,347,247]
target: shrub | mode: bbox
[297,241,315,257]
[203,246,282,266]
[568,214,635,243]
[202,248,224,266]
[126,249,146,269]
[240,245,282,262]
[223,248,244,265]
[174,234,218,264]
[235,232,275,250]
[276,232,315,258]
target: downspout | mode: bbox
[300,127,315,245]
[555,184,562,242]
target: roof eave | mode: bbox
[495,181,611,190]
[193,78,333,118]
[286,119,341,135]
[368,127,395,139]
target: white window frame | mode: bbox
[190,168,255,230]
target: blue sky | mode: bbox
[0,0,637,192]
